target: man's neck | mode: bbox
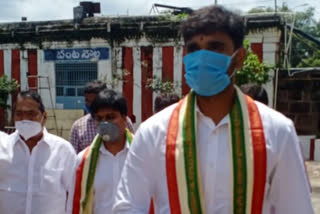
[23,132,44,153]
[103,134,126,156]
[196,84,236,125]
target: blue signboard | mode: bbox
[44,48,109,61]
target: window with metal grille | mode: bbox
[55,62,98,109]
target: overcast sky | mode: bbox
[0,0,319,22]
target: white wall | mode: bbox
[37,49,56,109]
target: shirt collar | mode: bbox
[42,128,54,147]
[11,128,53,148]
[99,139,130,156]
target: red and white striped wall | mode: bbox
[113,45,191,125]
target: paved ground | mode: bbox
[306,161,320,213]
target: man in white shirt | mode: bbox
[113,5,314,214]
[71,89,133,214]
[0,90,76,214]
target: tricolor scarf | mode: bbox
[72,128,133,214]
[166,87,267,214]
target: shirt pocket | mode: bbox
[40,167,64,194]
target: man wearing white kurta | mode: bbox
[113,5,313,214]
[71,89,131,214]
[0,91,76,214]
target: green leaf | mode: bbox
[236,39,273,86]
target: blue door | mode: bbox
[55,62,98,109]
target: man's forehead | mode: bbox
[189,32,231,42]
[85,92,97,97]
[16,97,40,110]
[96,108,119,114]
[186,39,226,46]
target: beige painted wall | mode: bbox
[45,109,84,141]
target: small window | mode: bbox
[77,87,85,96]
[56,87,64,96]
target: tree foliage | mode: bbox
[0,75,19,109]
[236,40,273,86]
[297,50,320,67]
[146,76,180,94]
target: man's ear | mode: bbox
[234,47,246,70]
[42,111,47,126]
[122,115,127,124]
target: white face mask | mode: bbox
[15,120,43,141]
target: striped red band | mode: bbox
[166,99,184,214]
[246,96,267,214]
[72,147,91,214]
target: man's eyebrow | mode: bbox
[207,41,225,49]
[186,41,200,50]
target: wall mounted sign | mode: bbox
[44,48,109,61]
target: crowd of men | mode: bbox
[0,5,314,214]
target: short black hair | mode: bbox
[240,84,269,105]
[17,90,45,113]
[84,80,107,94]
[154,93,180,113]
[91,89,128,117]
[181,5,245,50]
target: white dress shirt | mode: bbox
[113,101,314,214]
[0,129,77,214]
[75,141,129,214]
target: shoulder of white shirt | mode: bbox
[254,101,294,129]
[139,102,178,132]
[43,129,76,153]
[4,129,76,155]
[0,131,8,136]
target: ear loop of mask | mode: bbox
[40,115,44,123]
[39,115,45,133]
[229,49,239,78]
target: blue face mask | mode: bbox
[183,49,237,96]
